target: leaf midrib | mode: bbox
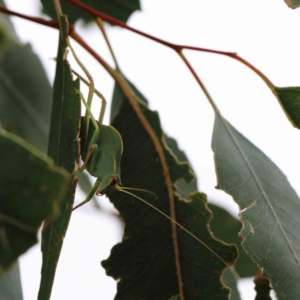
[220,115,300,268]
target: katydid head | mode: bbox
[96,175,157,200]
[96,175,122,195]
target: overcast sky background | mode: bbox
[4,0,300,299]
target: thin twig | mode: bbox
[0,6,59,29]
[95,17,120,71]
[67,0,236,56]
[66,0,275,88]
[0,3,273,89]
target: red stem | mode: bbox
[0,6,59,29]
[67,0,236,57]
[178,51,220,113]
[0,3,273,88]
[0,6,76,34]
[66,0,273,87]
[0,5,116,79]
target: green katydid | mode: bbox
[72,86,123,210]
[69,64,156,210]
[63,24,237,277]
[72,84,156,209]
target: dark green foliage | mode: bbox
[40,0,140,24]
[274,86,300,129]
[101,81,237,300]
[0,130,68,274]
[0,38,51,153]
[222,268,241,300]
[208,204,259,277]
[38,16,80,300]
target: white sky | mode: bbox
[4,0,300,299]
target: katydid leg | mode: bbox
[73,178,102,210]
[71,89,100,175]
[75,89,100,146]
[73,144,98,175]
[72,69,107,125]
[66,43,94,147]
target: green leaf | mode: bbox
[212,114,300,299]
[222,268,241,300]
[38,16,80,300]
[102,79,237,299]
[164,136,241,298]
[40,0,140,24]
[165,136,241,300]
[273,86,300,129]
[0,263,23,300]
[284,0,300,8]
[0,130,69,274]
[208,203,259,278]
[0,9,52,152]
[0,0,19,49]
[110,75,148,121]
[164,136,198,199]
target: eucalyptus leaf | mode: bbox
[38,16,80,300]
[208,203,259,278]
[0,0,19,49]
[273,86,300,129]
[222,268,241,300]
[0,129,69,274]
[0,7,51,152]
[40,0,140,24]
[164,135,242,298]
[164,136,198,199]
[212,114,300,299]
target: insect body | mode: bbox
[82,121,123,194]
[72,88,124,210]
